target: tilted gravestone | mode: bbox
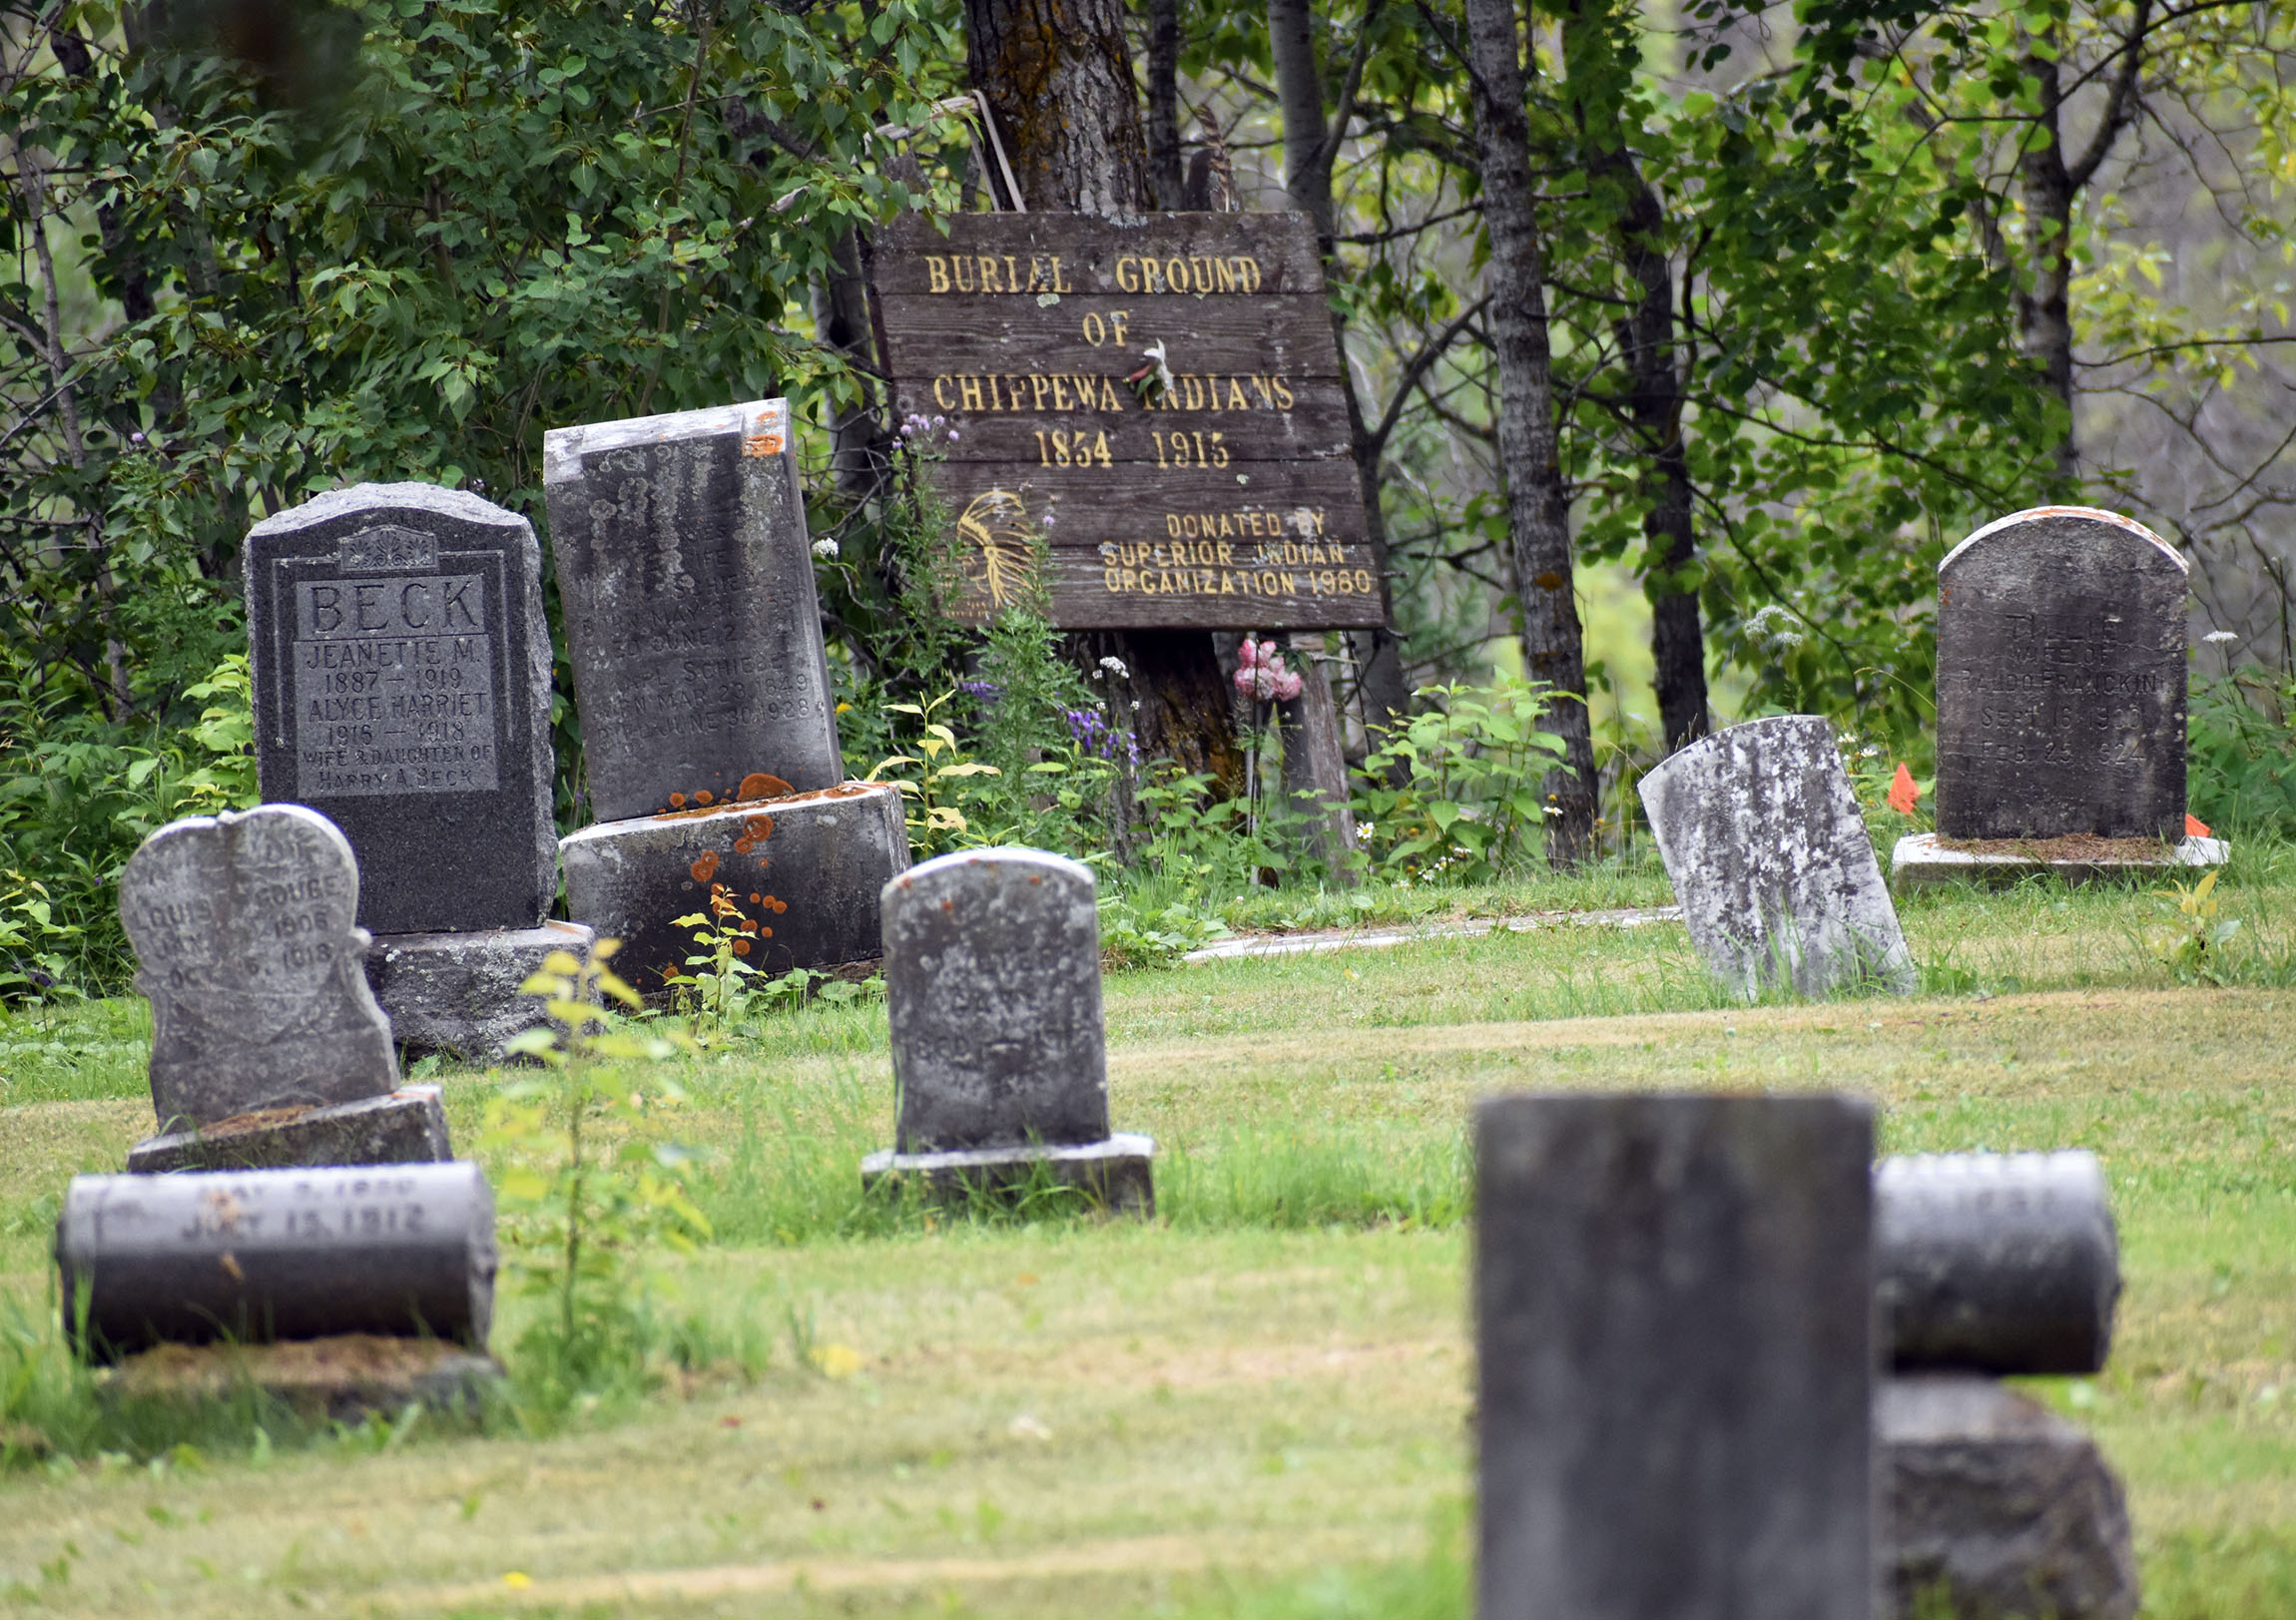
[1638,714,1916,998]
[1476,1093,1876,1618]
[545,399,906,995]
[244,482,592,1057]
[57,1161,496,1359]
[1900,505,2220,886]
[117,805,447,1166]
[861,847,1152,1212]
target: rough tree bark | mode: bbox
[1562,1,1707,752]
[964,0,1243,795]
[1461,0,1597,864]
[1146,0,1185,209]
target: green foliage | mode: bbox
[2148,870,2244,986]
[484,939,710,1409]
[1355,677,1569,880]
[2190,667,2296,839]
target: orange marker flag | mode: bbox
[1887,763,1921,815]
[2186,812,2211,837]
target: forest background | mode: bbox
[3,0,2295,994]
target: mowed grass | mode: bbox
[0,861,2290,1616]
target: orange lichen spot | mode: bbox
[731,938,752,956]
[690,850,721,883]
[734,839,754,855]
[739,773,794,802]
[940,899,954,912]
[771,897,788,913]
[669,793,687,809]
[749,893,762,904]
[760,926,773,938]
[695,789,716,806]
[1029,874,1042,885]
[745,815,775,839]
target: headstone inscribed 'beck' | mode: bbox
[861,848,1153,1212]
[244,483,557,935]
[1936,506,2188,840]
[1638,715,1916,998]
[119,805,398,1130]
[1476,1093,1876,1620]
[543,398,843,820]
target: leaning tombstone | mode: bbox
[861,848,1153,1213]
[1639,714,1917,997]
[1476,1093,1875,1618]
[117,805,449,1170]
[243,482,593,1058]
[1897,505,2226,888]
[544,398,908,994]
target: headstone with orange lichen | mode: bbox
[546,399,908,995]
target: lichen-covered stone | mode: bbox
[1639,715,1916,998]
[1936,506,2188,841]
[559,783,907,997]
[364,920,595,1060]
[1882,1374,2139,1620]
[119,806,398,1131]
[244,482,559,934]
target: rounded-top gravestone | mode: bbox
[1936,506,2188,840]
[119,804,398,1131]
[243,482,558,935]
[883,847,1108,1154]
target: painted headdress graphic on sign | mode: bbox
[955,488,1038,610]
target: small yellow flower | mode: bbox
[503,1571,532,1590]
[815,1343,862,1378]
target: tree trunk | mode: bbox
[1563,1,1706,753]
[965,0,1242,796]
[1146,0,1184,209]
[1278,632,1360,876]
[812,226,889,498]
[2017,44,2078,481]
[1462,0,1597,864]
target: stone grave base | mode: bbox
[365,919,596,1061]
[561,782,908,1000]
[1881,1373,2138,1620]
[101,1335,502,1424]
[127,1084,450,1174]
[1893,831,2227,890]
[861,1133,1155,1218]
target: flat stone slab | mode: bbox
[561,782,908,997]
[1882,1373,2138,1620]
[365,919,595,1060]
[861,1133,1155,1217]
[1180,905,1683,963]
[1893,831,2226,889]
[103,1335,503,1424]
[127,1084,451,1174]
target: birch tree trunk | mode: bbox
[1462,0,1597,863]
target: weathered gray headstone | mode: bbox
[543,398,843,819]
[58,1161,496,1359]
[1878,1151,2119,1375]
[119,806,398,1132]
[559,781,909,995]
[861,848,1152,1212]
[1936,506,2187,840]
[1477,1093,1876,1619]
[1882,1374,2139,1620]
[362,918,598,1060]
[1639,714,1917,998]
[126,1084,451,1175]
[245,482,557,934]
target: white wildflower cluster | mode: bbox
[811,538,840,560]
[1098,656,1129,680]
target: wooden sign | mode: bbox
[865,213,1386,631]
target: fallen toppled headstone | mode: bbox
[1639,715,1917,998]
[862,848,1152,1213]
[125,1085,450,1175]
[58,1162,496,1360]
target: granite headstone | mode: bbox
[119,805,398,1131]
[543,398,843,819]
[861,848,1152,1212]
[1476,1093,1876,1619]
[244,482,557,935]
[1936,506,2188,840]
[1639,714,1917,997]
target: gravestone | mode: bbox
[544,399,906,993]
[57,1161,496,1358]
[1476,1093,1875,1618]
[244,482,591,1057]
[117,806,448,1167]
[1899,505,2222,885]
[861,847,1153,1212]
[1638,715,1917,997]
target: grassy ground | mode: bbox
[0,855,2291,1616]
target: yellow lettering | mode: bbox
[959,375,983,411]
[1052,257,1071,292]
[1180,375,1205,410]
[1243,257,1265,291]
[1098,377,1123,411]
[1227,378,1248,411]
[953,258,976,292]
[932,376,954,409]
[1105,568,1122,592]
[1005,256,1019,292]
[1082,311,1108,345]
[1030,375,1051,411]
[1221,571,1236,594]
[1215,259,1237,292]
[1272,376,1295,410]
[977,257,1001,293]
[1051,376,1073,410]
[1166,516,1183,537]
[1218,542,1235,563]
[1190,257,1213,292]
[1251,375,1276,408]
[1110,309,1131,346]
[925,256,950,293]
[1116,257,1140,293]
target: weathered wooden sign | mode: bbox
[865,213,1385,631]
